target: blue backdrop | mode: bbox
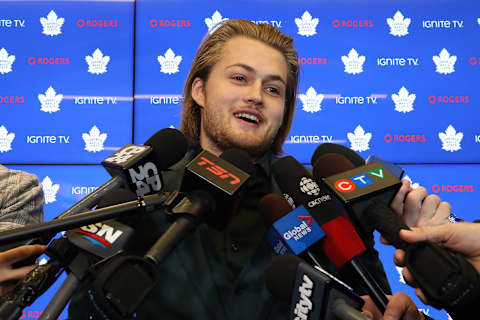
[1,0,479,319]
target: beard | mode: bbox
[200,109,275,159]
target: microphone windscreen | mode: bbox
[265,255,302,302]
[144,128,188,169]
[258,193,293,227]
[312,153,356,180]
[310,143,365,168]
[219,148,255,178]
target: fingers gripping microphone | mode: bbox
[265,255,368,320]
[314,152,480,315]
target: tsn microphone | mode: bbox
[314,153,480,316]
[272,156,390,312]
[265,255,368,320]
[85,149,253,320]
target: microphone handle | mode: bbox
[332,298,370,320]
[349,258,388,313]
[38,273,80,320]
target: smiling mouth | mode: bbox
[234,112,260,124]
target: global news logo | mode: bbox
[334,167,386,193]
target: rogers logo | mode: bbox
[19,310,64,319]
[332,19,373,28]
[428,96,470,104]
[384,134,426,143]
[0,96,24,103]
[469,57,480,65]
[150,19,191,27]
[298,57,327,65]
[432,185,474,193]
[77,19,118,27]
[28,57,70,65]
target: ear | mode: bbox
[191,77,206,108]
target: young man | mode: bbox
[68,20,451,319]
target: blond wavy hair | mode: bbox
[180,19,299,154]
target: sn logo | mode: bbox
[80,223,123,244]
[128,162,162,197]
[197,157,240,185]
[105,145,147,165]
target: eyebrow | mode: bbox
[227,63,286,86]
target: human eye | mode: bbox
[232,74,246,82]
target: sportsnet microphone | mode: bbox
[265,255,368,320]
[272,156,390,312]
[85,149,254,320]
[313,153,480,316]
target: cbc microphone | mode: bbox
[265,255,368,320]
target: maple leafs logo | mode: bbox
[438,125,463,152]
[341,48,365,75]
[205,11,228,34]
[40,10,64,36]
[299,87,324,113]
[0,125,15,153]
[157,48,182,75]
[387,11,410,37]
[347,125,372,152]
[0,48,15,74]
[433,48,456,75]
[295,11,318,37]
[41,176,60,204]
[86,49,110,75]
[391,86,416,113]
[38,86,63,113]
[82,125,107,152]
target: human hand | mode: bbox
[0,244,46,295]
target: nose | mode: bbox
[243,80,263,106]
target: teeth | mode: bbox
[235,112,259,123]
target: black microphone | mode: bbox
[313,152,480,315]
[272,156,390,312]
[85,149,254,320]
[265,255,368,320]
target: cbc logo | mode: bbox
[334,179,356,192]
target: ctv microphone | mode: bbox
[313,153,480,316]
[272,156,389,312]
[265,255,368,320]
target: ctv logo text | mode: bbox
[334,168,385,193]
[76,223,124,247]
[197,156,240,185]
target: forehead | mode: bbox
[215,36,288,82]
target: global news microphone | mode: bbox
[0,165,46,295]
[47,19,451,319]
